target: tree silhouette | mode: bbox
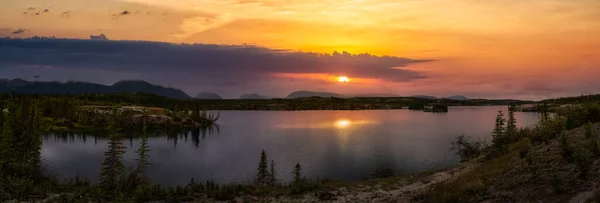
[506,106,517,141]
[293,162,302,185]
[99,123,126,191]
[132,124,151,188]
[492,111,507,155]
[255,150,269,186]
[269,160,276,186]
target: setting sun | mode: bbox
[338,76,349,83]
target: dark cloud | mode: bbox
[11,29,29,34]
[43,9,50,13]
[113,10,131,18]
[89,34,108,40]
[0,37,431,88]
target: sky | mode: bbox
[0,0,599,99]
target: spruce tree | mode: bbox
[0,95,18,176]
[492,111,507,155]
[269,160,276,186]
[133,125,151,187]
[293,162,302,185]
[99,123,127,191]
[255,150,269,186]
[506,106,517,142]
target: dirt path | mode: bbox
[264,162,478,203]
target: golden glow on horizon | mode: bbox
[338,76,349,83]
[1,0,599,99]
[334,119,352,129]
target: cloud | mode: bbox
[174,14,235,38]
[61,11,71,17]
[0,37,430,89]
[11,29,29,34]
[113,10,132,18]
[90,34,109,40]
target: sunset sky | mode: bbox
[1,0,599,99]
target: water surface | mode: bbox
[42,106,539,185]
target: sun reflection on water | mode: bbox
[334,119,352,129]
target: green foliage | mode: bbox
[269,160,277,186]
[293,162,303,185]
[572,145,593,179]
[555,102,600,130]
[255,150,270,186]
[99,128,126,192]
[451,135,486,162]
[531,117,566,143]
[129,124,151,191]
[506,106,518,142]
[491,111,507,156]
[584,122,595,138]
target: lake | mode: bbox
[42,106,539,185]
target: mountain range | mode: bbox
[0,79,191,99]
[0,79,472,100]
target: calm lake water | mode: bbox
[42,106,539,185]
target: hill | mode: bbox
[446,95,469,101]
[286,91,344,99]
[411,95,437,100]
[239,93,269,99]
[0,79,191,99]
[195,92,223,100]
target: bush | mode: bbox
[451,135,486,162]
[531,117,566,143]
[573,146,593,179]
[556,103,600,130]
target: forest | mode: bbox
[2,92,600,202]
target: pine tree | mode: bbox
[255,150,269,186]
[293,162,302,185]
[492,111,507,155]
[133,125,151,187]
[540,103,549,121]
[0,95,18,176]
[99,125,127,191]
[269,160,276,186]
[24,100,44,178]
[506,106,517,142]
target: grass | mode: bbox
[425,139,532,203]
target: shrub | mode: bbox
[559,133,574,161]
[531,117,566,143]
[572,146,593,179]
[451,135,486,161]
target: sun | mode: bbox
[338,76,349,83]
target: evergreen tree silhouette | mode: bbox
[99,119,126,191]
[255,150,269,186]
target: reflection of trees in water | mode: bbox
[165,124,220,148]
[47,124,220,148]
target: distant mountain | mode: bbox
[0,79,191,99]
[195,92,223,100]
[239,93,269,99]
[286,91,344,99]
[411,95,437,100]
[350,94,400,98]
[447,95,470,101]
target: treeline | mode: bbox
[0,93,218,133]
[0,93,533,112]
